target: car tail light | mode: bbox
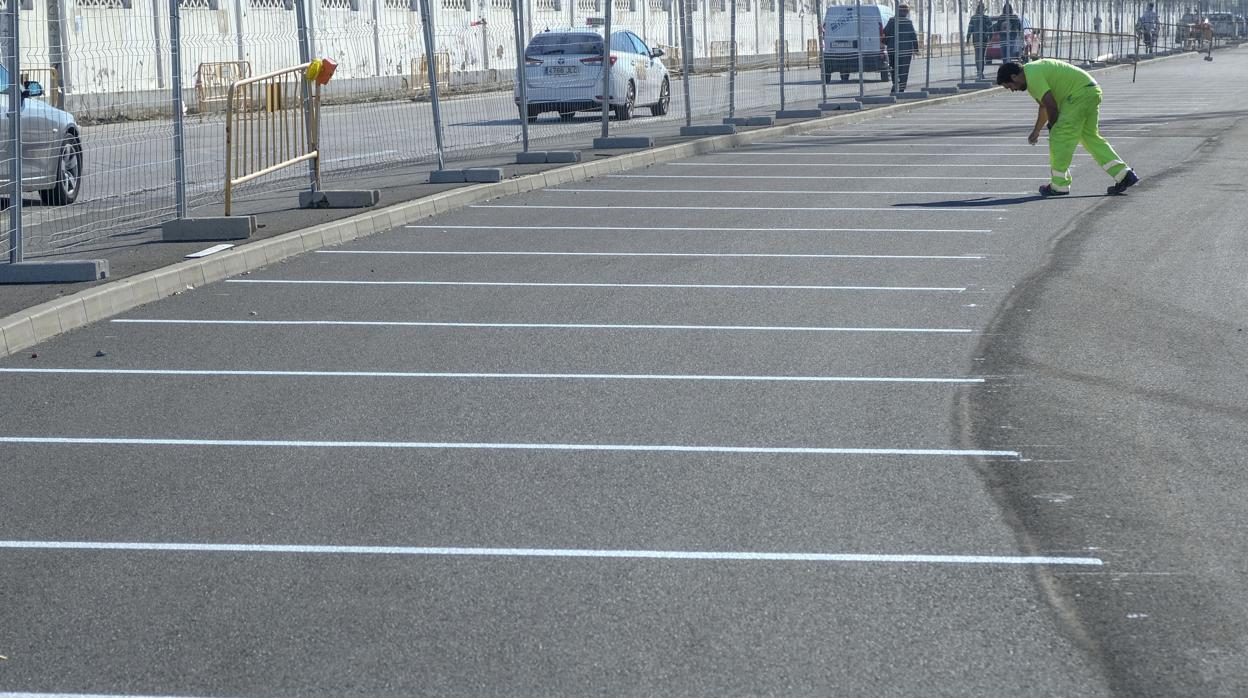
[580,55,617,66]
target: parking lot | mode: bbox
[3,51,1248,696]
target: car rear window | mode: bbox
[527,33,603,56]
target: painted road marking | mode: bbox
[610,174,1041,181]
[0,540,1101,566]
[312,250,985,260]
[0,368,986,384]
[552,188,1034,195]
[227,280,973,291]
[405,224,993,233]
[112,319,975,334]
[470,204,1010,213]
[0,436,1018,457]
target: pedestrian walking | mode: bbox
[883,3,919,93]
[996,59,1140,196]
[997,3,1023,62]
[967,2,993,80]
[1137,3,1160,53]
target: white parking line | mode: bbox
[227,280,972,291]
[112,318,975,333]
[670,163,1049,169]
[610,174,1039,181]
[0,436,1017,457]
[471,204,1010,213]
[406,223,994,233]
[0,540,1101,566]
[313,250,985,260]
[553,188,1033,195]
[0,368,985,384]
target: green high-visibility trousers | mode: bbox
[1048,86,1130,193]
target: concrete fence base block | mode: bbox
[429,170,467,183]
[0,259,109,284]
[896,91,929,100]
[723,116,774,126]
[957,81,995,90]
[299,189,380,209]
[515,151,549,164]
[857,95,897,104]
[680,124,736,136]
[161,216,255,242]
[593,136,654,149]
[464,168,504,183]
[927,86,959,94]
[545,151,581,163]
[776,109,823,119]
[820,101,862,111]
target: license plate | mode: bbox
[545,66,579,75]
[832,40,852,47]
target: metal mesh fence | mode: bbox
[2,0,1244,270]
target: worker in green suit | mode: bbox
[996,59,1140,196]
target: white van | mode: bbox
[821,3,895,83]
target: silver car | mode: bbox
[0,65,83,206]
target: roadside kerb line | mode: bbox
[111,319,975,333]
[227,280,972,291]
[3,55,1175,359]
[667,163,1051,169]
[404,225,993,233]
[0,540,1101,566]
[471,205,1011,213]
[0,368,985,384]
[0,435,1018,457]
[312,250,986,260]
[609,175,1042,181]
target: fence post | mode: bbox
[4,0,23,264]
[856,0,864,98]
[957,0,965,83]
[729,0,737,118]
[418,0,446,170]
[602,0,613,136]
[233,0,246,63]
[817,0,827,103]
[512,0,528,150]
[170,0,188,219]
[680,0,693,127]
[294,0,320,192]
[890,0,898,91]
[924,0,930,88]
[779,0,786,109]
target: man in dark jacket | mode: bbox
[997,3,1024,61]
[967,2,993,79]
[882,3,919,93]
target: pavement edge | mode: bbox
[0,52,1195,359]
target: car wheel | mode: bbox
[650,78,669,116]
[614,81,634,121]
[39,136,82,206]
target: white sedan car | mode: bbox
[517,28,671,122]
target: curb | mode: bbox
[0,53,1191,359]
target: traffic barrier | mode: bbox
[223,61,325,216]
[195,61,252,114]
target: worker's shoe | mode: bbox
[1039,184,1069,197]
[1106,169,1140,195]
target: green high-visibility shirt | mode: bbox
[1023,59,1098,104]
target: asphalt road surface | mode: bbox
[2,49,1247,696]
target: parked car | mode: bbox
[0,65,81,206]
[821,3,894,83]
[516,28,670,122]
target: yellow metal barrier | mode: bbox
[805,38,818,66]
[410,53,450,95]
[196,61,251,113]
[224,62,321,216]
[20,67,61,107]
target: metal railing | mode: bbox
[223,62,321,216]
